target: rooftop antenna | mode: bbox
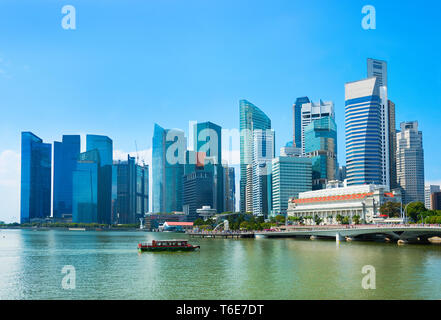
[135,140,139,164]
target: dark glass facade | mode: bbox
[183,169,214,221]
[53,135,80,218]
[194,121,223,213]
[292,97,310,149]
[112,156,149,224]
[20,132,52,223]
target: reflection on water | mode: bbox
[1,229,441,299]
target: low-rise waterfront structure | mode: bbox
[287,185,401,224]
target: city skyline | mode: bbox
[1,1,441,222]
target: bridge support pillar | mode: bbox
[336,233,341,242]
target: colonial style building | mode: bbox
[287,185,401,224]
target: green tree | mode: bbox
[275,215,286,225]
[314,216,322,225]
[405,202,426,222]
[341,216,350,225]
[352,215,360,225]
[380,201,402,218]
[336,214,343,224]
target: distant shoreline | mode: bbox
[0,226,147,232]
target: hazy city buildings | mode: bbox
[152,124,186,213]
[388,100,398,189]
[425,185,440,209]
[20,132,52,223]
[239,100,272,213]
[223,166,236,212]
[304,116,338,189]
[271,155,312,216]
[396,121,425,204]
[53,135,81,219]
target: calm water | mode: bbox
[1,229,441,299]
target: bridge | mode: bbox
[255,225,441,244]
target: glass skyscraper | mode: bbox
[71,134,113,224]
[271,156,312,216]
[152,124,186,213]
[239,100,271,213]
[112,156,149,224]
[304,117,337,190]
[53,135,80,219]
[345,77,384,186]
[72,149,100,223]
[193,121,223,213]
[292,97,310,149]
[20,132,52,223]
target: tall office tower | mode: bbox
[53,135,80,219]
[431,192,441,211]
[73,149,100,223]
[252,129,275,217]
[194,121,223,213]
[223,165,236,213]
[304,116,338,190]
[86,135,113,224]
[396,121,425,204]
[388,100,398,189]
[20,132,52,223]
[367,58,391,187]
[245,164,253,213]
[183,169,214,221]
[271,156,312,216]
[345,77,389,186]
[295,99,335,155]
[292,97,310,148]
[112,155,149,224]
[367,58,387,87]
[152,124,186,213]
[425,185,440,209]
[239,100,271,213]
[135,163,149,220]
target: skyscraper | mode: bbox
[86,135,113,224]
[396,121,425,204]
[194,121,223,213]
[292,97,310,148]
[252,129,275,217]
[72,149,100,223]
[152,124,186,213]
[425,185,440,209]
[182,168,214,221]
[239,100,271,213]
[271,156,312,216]
[304,116,337,190]
[388,100,398,189]
[112,155,149,224]
[53,135,80,219]
[20,132,52,223]
[298,99,335,155]
[223,166,236,213]
[345,77,386,186]
[367,58,387,87]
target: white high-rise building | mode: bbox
[424,185,440,209]
[345,77,389,187]
[300,100,334,155]
[396,121,425,204]
[252,129,275,217]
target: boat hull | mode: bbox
[138,246,199,252]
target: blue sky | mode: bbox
[0,0,440,222]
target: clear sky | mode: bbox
[0,0,440,223]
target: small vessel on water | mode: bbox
[138,239,200,252]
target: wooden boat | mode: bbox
[138,239,200,252]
